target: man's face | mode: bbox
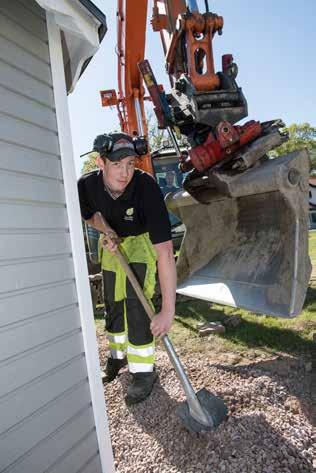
[97,155,136,192]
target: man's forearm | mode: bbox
[155,241,177,316]
[86,212,111,234]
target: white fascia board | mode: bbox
[46,12,115,473]
[35,0,101,92]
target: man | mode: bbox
[161,170,178,196]
[78,132,177,405]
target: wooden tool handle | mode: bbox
[115,248,156,321]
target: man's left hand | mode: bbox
[150,311,174,338]
[101,230,120,253]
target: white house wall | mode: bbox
[0,1,111,472]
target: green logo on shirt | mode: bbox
[124,207,134,222]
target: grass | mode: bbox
[170,289,315,358]
[95,233,316,360]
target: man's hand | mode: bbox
[150,311,174,338]
[101,230,120,253]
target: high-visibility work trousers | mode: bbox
[99,233,157,373]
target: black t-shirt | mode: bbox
[78,169,172,245]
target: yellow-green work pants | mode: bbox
[99,233,157,373]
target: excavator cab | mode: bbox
[151,147,186,251]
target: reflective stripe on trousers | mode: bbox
[107,329,155,373]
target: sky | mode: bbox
[68,0,316,176]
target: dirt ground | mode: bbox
[98,332,315,473]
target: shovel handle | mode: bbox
[114,248,156,321]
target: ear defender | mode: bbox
[133,136,148,156]
[93,134,114,157]
[90,133,148,158]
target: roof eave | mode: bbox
[35,0,107,92]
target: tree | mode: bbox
[147,111,166,151]
[81,152,99,175]
[269,123,316,173]
[146,105,188,151]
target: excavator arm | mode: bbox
[100,0,153,174]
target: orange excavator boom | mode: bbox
[100,0,191,175]
[101,0,155,173]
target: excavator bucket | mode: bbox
[166,149,311,317]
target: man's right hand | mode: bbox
[102,230,119,253]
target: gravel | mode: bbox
[98,334,315,473]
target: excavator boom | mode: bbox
[101,0,153,174]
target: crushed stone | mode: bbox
[98,335,314,473]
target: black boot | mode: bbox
[102,357,127,384]
[125,371,158,405]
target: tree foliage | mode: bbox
[81,152,99,175]
[148,111,189,150]
[270,123,316,173]
[147,111,166,151]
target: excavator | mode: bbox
[95,0,311,318]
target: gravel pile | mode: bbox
[98,335,314,473]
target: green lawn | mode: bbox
[170,290,315,358]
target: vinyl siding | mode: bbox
[0,2,103,472]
